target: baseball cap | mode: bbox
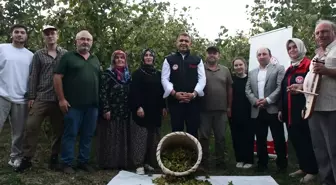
[42,25,57,32]
[206,46,220,53]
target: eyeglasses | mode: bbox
[77,37,92,42]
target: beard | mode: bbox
[207,60,217,65]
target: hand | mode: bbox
[227,108,232,118]
[257,99,267,108]
[287,84,303,94]
[313,62,328,75]
[162,108,168,117]
[175,92,187,100]
[28,100,34,109]
[278,111,283,122]
[137,107,145,118]
[104,111,111,120]
[59,99,71,114]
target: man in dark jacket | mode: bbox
[161,32,206,138]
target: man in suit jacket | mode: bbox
[245,47,287,172]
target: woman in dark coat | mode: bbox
[278,38,318,183]
[130,49,167,175]
[96,50,132,170]
[229,57,254,169]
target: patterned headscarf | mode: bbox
[109,50,131,83]
[286,38,307,66]
[140,48,157,75]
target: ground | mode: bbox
[0,118,320,185]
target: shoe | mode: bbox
[276,167,287,174]
[8,158,21,168]
[49,155,61,171]
[136,167,145,175]
[14,157,32,172]
[144,164,155,171]
[77,163,95,173]
[242,164,253,169]
[236,162,244,168]
[255,165,268,172]
[63,165,75,174]
[289,169,304,177]
[300,174,316,183]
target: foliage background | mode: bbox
[0,0,335,71]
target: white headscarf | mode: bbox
[286,38,307,66]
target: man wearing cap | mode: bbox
[15,25,67,172]
[161,32,206,138]
[199,46,233,170]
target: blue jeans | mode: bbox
[61,107,98,166]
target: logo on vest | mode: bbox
[189,64,197,68]
[172,64,178,70]
[295,76,304,84]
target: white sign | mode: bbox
[248,26,293,71]
[107,171,279,185]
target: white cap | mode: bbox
[42,25,57,31]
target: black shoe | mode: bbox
[49,155,61,171]
[14,157,32,173]
[255,165,268,172]
[276,167,287,174]
[77,163,95,173]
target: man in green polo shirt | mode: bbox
[53,30,100,174]
[199,46,233,170]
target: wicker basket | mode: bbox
[156,131,202,176]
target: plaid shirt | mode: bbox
[28,46,67,102]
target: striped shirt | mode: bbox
[314,40,336,111]
[27,46,67,102]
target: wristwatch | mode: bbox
[192,92,197,99]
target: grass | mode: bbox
[0,118,320,185]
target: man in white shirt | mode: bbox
[245,47,287,173]
[161,32,206,138]
[0,24,34,168]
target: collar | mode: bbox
[259,62,271,70]
[42,45,63,54]
[205,62,220,71]
[326,40,336,53]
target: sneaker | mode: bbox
[136,167,145,175]
[242,163,253,169]
[300,174,316,183]
[236,162,244,168]
[144,164,155,171]
[63,165,75,174]
[77,163,95,173]
[14,157,32,172]
[289,169,305,177]
[8,158,21,168]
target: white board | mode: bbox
[248,26,293,71]
[107,170,279,185]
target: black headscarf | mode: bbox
[140,48,157,75]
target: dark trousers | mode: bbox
[168,101,200,138]
[287,120,318,174]
[61,107,98,166]
[22,101,63,158]
[255,109,287,169]
[229,117,255,164]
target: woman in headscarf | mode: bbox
[278,38,318,183]
[229,57,254,169]
[96,50,132,170]
[130,49,167,175]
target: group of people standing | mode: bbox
[0,19,336,185]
